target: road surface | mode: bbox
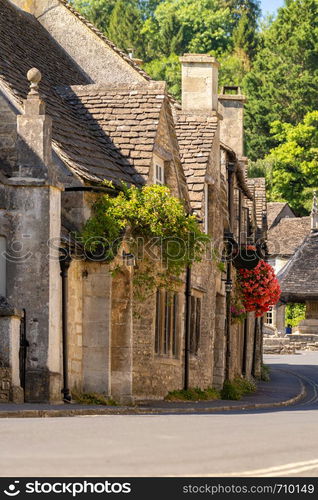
[1,352,318,477]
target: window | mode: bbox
[190,295,202,355]
[266,307,273,325]
[155,163,164,185]
[155,290,179,357]
[0,236,6,296]
[154,156,165,185]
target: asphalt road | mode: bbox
[1,352,318,477]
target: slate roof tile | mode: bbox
[279,230,318,301]
[268,217,311,257]
[58,82,168,180]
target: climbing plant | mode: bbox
[81,184,209,299]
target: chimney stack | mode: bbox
[311,191,318,232]
[218,86,246,158]
[180,54,220,115]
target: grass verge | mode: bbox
[165,387,220,402]
[72,391,117,406]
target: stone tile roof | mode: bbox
[0,0,137,185]
[58,82,169,184]
[267,202,294,229]
[60,0,152,83]
[279,231,318,302]
[175,113,218,210]
[220,142,253,200]
[267,216,311,257]
[246,178,267,232]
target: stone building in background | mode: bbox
[0,0,266,403]
[265,203,310,335]
[278,194,318,343]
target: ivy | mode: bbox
[81,184,209,298]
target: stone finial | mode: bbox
[27,67,42,95]
[311,191,318,232]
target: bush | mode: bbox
[165,387,220,402]
[221,377,256,400]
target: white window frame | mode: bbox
[266,307,273,325]
[154,156,165,185]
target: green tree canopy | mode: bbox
[266,111,318,214]
[107,0,145,57]
[243,0,318,160]
[71,0,117,32]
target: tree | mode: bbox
[144,53,181,99]
[107,0,145,58]
[226,0,261,59]
[138,0,163,18]
[71,0,117,33]
[243,0,318,160]
[144,0,233,57]
[266,111,318,214]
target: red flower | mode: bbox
[237,260,281,317]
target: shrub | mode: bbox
[221,377,256,400]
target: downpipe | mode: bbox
[59,249,72,403]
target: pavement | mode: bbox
[0,364,306,418]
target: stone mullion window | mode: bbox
[190,294,202,355]
[155,289,179,358]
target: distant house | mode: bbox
[265,202,311,333]
[278,194,318,339]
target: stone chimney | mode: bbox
[179,54,220,114]
[311,191,318,232]
[218,86,246,158]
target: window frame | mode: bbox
[154,156,165,185]
[155,289,180,358]
[190,293,202,356]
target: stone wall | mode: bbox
[0,297,23,403]
[67,259,83,390]
[0,92,18,177]
[82,261,112,394]
[132,288,184,399]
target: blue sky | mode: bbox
[260,0,285,15]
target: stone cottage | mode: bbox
[278,194,318,341]
[265,203,310,334]
[0,0,266,403]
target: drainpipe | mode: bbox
[224,161,236,380]
[184,265,191,391]
[59,249,72,402]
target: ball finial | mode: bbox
[27,67,42,95]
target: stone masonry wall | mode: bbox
[68,259,83,391]
[0,92,18,177]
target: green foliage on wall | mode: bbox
[81,184,209,298]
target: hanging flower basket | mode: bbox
[232,244,260,270]
[237,260,281,317]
